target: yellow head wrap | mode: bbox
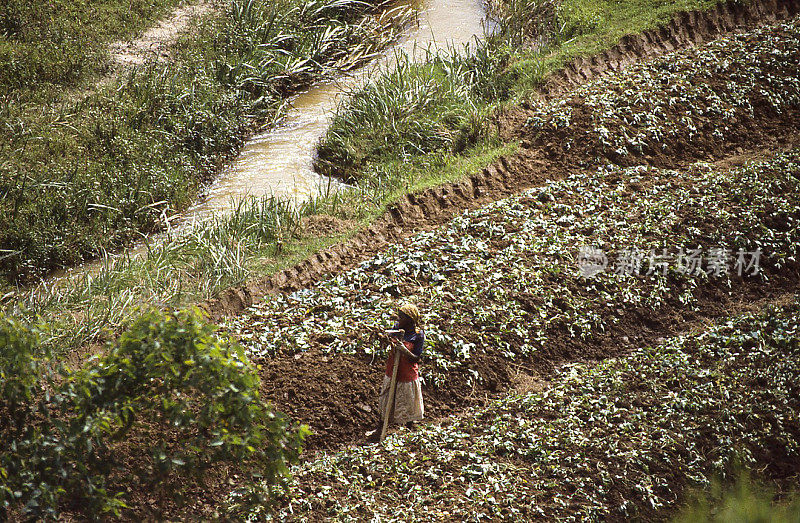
[399,302,422,332]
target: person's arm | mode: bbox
[379,324,401,349]
[391,336,421,363]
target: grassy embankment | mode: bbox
[0,0,186,94]
[0,0,413,283]
[2,0,740,358]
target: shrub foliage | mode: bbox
[0,308,306,519]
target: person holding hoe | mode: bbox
[370,302,425,441]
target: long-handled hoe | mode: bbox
[379,330,404,441]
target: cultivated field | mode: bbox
[2,0,799,519]
[224,11,800,519]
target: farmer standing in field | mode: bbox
[369,302,425,440]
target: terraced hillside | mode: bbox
[3,0,799,520]
[217,10,800,520]
[260,298,800,520]
[225,15,800,447]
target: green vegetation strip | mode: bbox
[236,298,800,520]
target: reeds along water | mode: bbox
[9,0,494,354]
[64,0,492,275]
[187,0,492,218]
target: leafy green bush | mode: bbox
[1,308,307,519]
[0,316,45,434]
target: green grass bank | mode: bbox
[314,0,728,183]
[0,0,412,283]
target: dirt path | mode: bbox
[109,0,215,67]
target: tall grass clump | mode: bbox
[0,0,415,284]
[313,0,554,185]
[315,42,514,181]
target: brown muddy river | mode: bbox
[185,0,491,219]
[42,0,490,283]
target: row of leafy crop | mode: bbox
[522,17,800,162]
[227,149,800,388]
[0,0,413,282]
[239,298,800,520]
[0,0,184,96]
[0,308,306,520]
